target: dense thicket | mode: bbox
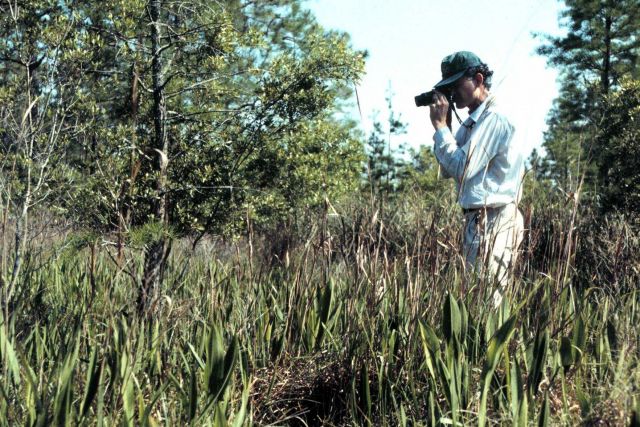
[0,0,370,309]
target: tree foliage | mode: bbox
[0,0,366,309]
[0,0,366,235]
[54,0,366,238]
[0,0,93,298]
[598,78,640,214]
[396,145,448,200]
[534,0,640,198]
[363,93,413,199]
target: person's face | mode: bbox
[452,73,483,111]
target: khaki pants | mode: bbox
[462,203,524,307]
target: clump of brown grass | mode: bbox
[251,352,352,426]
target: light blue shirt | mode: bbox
[432,95,525,209]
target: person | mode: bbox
[427,51,525,307]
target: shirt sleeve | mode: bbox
[432,127,455,179]
[433,113,514,182]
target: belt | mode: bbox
[462,205,506,215]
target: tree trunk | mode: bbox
[601,14,612,96]
[599,13,613,188]
[7,187,29,304]
[139,0,170,315]
[5,63,38,305]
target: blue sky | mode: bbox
[307,0,564,158]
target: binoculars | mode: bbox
[414,87,453,107]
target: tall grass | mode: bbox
[1,190,639,425]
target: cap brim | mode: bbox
[434,70,466,89]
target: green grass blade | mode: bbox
[141,382,170,427]
[0,326,21,385]
[443,294,461,348]
[80,346,103,419]
[230,385,249,427]
[538,392,550,427]
[478,314,517,427]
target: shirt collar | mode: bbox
[467,93,493,124]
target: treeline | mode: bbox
[0,0,448,311]
[0,0,368,309]
[1,0,639,311]
[530,0,640,214]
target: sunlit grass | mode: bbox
[1,192,639,425]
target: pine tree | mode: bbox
[363,93,408,201]
[598,78,640,214]
[534,0,640,194]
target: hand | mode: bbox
[429,91,449,130]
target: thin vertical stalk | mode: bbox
[140,0,171,314]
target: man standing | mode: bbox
[428,51,525,306]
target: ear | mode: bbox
[474,72,485,87]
